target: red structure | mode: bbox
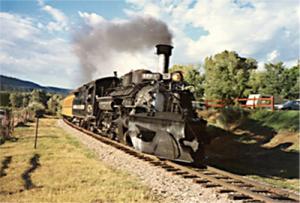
[205,96,274,111]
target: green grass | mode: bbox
[250,110,299,132]
[0,118,159,203]
[247,175,299,191]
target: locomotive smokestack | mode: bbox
[156,44,173,73]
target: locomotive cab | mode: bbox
[71,77,120,129]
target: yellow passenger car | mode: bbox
[61,94,75,117]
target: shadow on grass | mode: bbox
[0,156,12,177]
[15,123,30,128]
[21,153,41,190]
[206,119,299,179]
[236,118,277,144]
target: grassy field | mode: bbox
[0,118,159,203]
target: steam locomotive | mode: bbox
[61,44,209,165]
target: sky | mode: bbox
[0,0,299,88]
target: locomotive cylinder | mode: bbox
[156,44,173,73]
[98,97,115,111]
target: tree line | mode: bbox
[170,50,299,101]
[6,90,62,116]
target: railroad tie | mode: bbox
[228,193,252,200]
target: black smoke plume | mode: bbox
[73,16,173,83]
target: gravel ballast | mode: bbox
[58,120,235,203]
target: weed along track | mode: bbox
[63,119,299,203]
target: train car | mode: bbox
[61,94,75,118]
[61,44,209,166]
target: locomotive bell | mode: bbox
[156,44,173,73]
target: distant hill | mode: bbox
[0,75,71,95]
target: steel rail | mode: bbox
[166,161,298,203]
[62,119,299,203]
[207,166,300,201]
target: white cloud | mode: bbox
[284,59,299,68]
[257,61,265,71]
[78,11,105,26]
[0,12,78,88]
[125,0,300,67]
[0,13,39,39]
[267,50,279,62]
[43,5,67,23]
[38,1,69,31]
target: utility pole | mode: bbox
[34,110,43,149]
[34,117,39,149]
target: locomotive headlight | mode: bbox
[171,72,183,82]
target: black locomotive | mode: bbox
[62,44,209,165]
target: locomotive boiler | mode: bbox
[62,44,209,165]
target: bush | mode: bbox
[28,101,45,117]
[47,94,62,116]
[217,107,249,130]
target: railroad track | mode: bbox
[63,119,300,203]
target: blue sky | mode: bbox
[0,0,299,88]
[1,0,127,20]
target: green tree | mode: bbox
[0,92,10,107]
[246,62,299,100]
[9,92,23,108]
[259,62,286,97]
[282,64,300,99]
[246,70,265,95]
[290,77,300,99]
[169,64,205,99]
[204,50,257,100]
[257,62,299,99]
[30,89,47,107]
[28,101,45,116]
[47,94,62,115]
[22,93,30,108]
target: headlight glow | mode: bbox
[171,72,183,82]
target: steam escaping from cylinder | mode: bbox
[73,16,173,83]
